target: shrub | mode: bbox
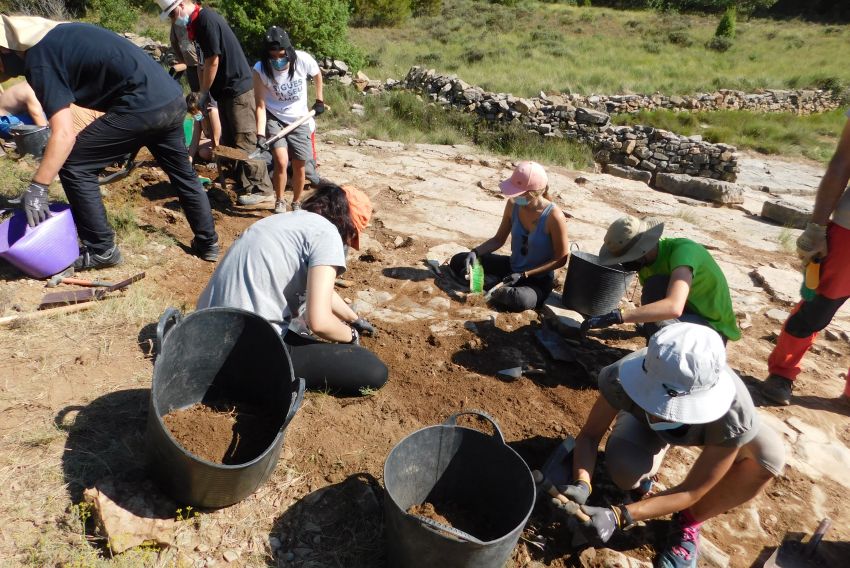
[715,6,736,38]
[351,0,412,27]
[218,0,364,70]
[667,30,693,46]
[706,36,733,52]
[579,0,592,5]
[90,0,139,33]
[411,0,442,17]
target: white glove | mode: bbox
[797,222,828,264]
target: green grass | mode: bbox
[350,1,850,97]
[612,107,846,162]
[322,84,592,168]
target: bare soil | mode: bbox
[408,501,501,541]
[162,402,279,465]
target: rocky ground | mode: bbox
[0,135,848,568]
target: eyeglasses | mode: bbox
[521,235,528,256]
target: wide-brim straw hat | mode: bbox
[619,323,737,425]
[598,215,665,266]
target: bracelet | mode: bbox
[617,504,635,529]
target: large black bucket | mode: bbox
[384,411,535,568]
[561,250,635,317]
[11,124,50,158]
[145,307,305,508]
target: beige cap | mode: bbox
[0,15,61,51]
[598,215,664,266]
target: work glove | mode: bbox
[21,181,51,227]
[347,325,361,345]
[502,272,525,286]
[557,480,591,505]
[256,135,269,151]
[198,91,211,113]
[312,100,326,116]
[580,309,623,335]
[576,505,623,544]
[351,317,376,337]
[797,222,828,264]
[464,250,478,277]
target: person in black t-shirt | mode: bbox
[0,15,220,269]
[159,0,273,206]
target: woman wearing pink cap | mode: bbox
[450,161,570,311]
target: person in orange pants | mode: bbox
[762,108,850,405]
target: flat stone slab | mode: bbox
[655,172,744,205]
[603,163,652,184]
[750,265,802,305]
[541,292,583,337]
[761,199,812,230]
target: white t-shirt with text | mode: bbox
[253,50,319,126]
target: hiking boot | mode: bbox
[274,199,287,214]
[762,374,793,406]
[236,192,274,207]
[191,237,219,262]
[656,512,701,568]
[73,245,123,271]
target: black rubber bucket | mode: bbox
[145,307,305,508]
[561,250,635,317]
[384,411,535,568]
[11,124,50,158]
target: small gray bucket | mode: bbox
[383,410,535,568]
[11,124,50,158]
[561,250,635,317]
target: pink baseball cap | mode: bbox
[499,161,548,197]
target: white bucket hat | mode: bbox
[0,15,61,51]
[619,323,736,424]
[156,0,182,20]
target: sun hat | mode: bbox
[156,0,182,20]
[340,185,372,251]
[499,161,548,197]
[265,26,292,50]
[0,15,61,51]
[618,323,736,425]
[598,215,665,266]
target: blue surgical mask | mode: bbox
[193,113,203,122]
[271,57,289,71]
[175,15,190,27]
[513,195,529,207]
[646,412,685,431]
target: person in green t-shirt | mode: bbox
[580,215,741,343]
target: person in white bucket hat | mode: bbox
[553,323,784,568]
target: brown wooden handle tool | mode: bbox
[532,470,591,522]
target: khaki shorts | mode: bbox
[266,114,312,161]
[603,411,786,490]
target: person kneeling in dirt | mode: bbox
[2,15,220,267]
[197,182,388,395]
[449,161,570,312]
[0,81,47,137]
[559,323,784,568]
[581,215,740,344]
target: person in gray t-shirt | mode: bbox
[197,183,387,395]
[551,323,784,568]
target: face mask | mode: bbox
[271,57,289,71]
[175,14,190,27]
[193,113,203,122]
[0,51,25,78]
[512,195,529,207]
[645,412,685,431]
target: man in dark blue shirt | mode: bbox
[0,15,220,269]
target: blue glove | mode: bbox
[580,309,623,334]
[351,317,375,337]
[21,181,51,227]
[312,100,326,116]
[502,272,524,286]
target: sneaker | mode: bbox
[762,374,793,406]
[274,199,287,214]
[291,201,302,211]
[236,192,274,207]
[656,513,700,568]
[191,238,219,262]
[73,245,123,271]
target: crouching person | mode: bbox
[559,323,784,568]
[197,182,388,395]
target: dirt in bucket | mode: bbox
[408,501,501,541]
[162,401,280,465]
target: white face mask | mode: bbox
[645,412,685,431]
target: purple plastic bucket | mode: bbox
[0,204,79,278]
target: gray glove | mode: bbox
[21,181,51,227]
[578,505,622,544]
[557,480,591,505]
[464,250,478,276]
[351,317,375,337]
[198,91,211,114]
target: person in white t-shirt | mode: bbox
[253,26,325,214]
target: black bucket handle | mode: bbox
[443,409,505,445]
[155,307,183,355]
[284,377,306,429]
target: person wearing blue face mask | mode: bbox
[253,26,325,214]
[449,161,570,312]
[556,323,785,568]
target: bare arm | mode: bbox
[524,205,570,277]
[304,265,355,343]
[313,72,324,103]
[812,118,850,224]
[572,395,618,487]
[33,107,75,185]
[622,266,693,323]
[201,54,219,95]
[331,291,358,323]
[24,93,47,127]
[625,444,738,522]
[473,201,514,255]
[253,70,267,137]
